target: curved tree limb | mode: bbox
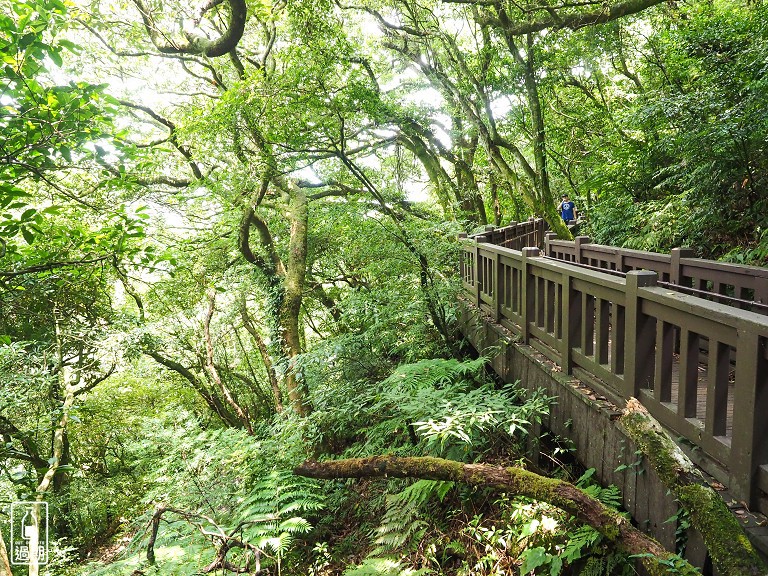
[295,455,698,575]
[132,0,247,57]
[473,0,666,36]
[146,505,261,572]
[143,350,243,428]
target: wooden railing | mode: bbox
[467,218,549,251]
[459,223,768,511]
[545,233,768,315]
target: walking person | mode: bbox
[558,194,577,223]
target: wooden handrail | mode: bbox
[459,235,768,512]
[543,233,768,314]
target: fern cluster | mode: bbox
[235,470,325,572]
[321,357,553,461]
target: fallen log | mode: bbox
[294,455,697,575]
[620,398,767,576]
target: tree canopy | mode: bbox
[1,0,766,572]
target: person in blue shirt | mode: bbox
[558,194,577,223]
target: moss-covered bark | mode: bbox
[294,455,698,575]
[620,398,767,576]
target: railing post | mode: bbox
[537,218,546,248]
[561,269,580,374]
[458,233,468,285]
[670,247,695,286]
[574,235,591,264]
[623,271,657,399]
[755,275,768,306]
[544,232,557,257]
[521,247,540,344]
[729,327,768,507]
[494,251,501,321]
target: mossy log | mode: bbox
[295,455,697,575]
[620,398,767,576]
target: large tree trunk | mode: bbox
[620,398,767,576]
[294,455,698,575]
[238,177,312,417]
[281,184,311,416]
[504,30,573,241]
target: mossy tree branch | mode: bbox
[620,398,767,576]
[294,455,698,575]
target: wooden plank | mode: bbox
[586,414,608,482]
[646,469,678,551]
[633,452,652,538]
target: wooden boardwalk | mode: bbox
[459,219,768,515]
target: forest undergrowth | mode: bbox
[69,357,634,576]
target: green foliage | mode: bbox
[370,480,452,556]
[5,0,758,573]
[0,0,122,257]
[578,2,768,261]
[452,469,632,576]
[343,557,433,576]
[236,470,325,565]
[307,356,552,461]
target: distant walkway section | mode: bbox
[459,219,768,515]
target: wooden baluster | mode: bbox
[544,231,557,257]
[582,294,595,357]
[521,247,539,344]
[611,302,625,375]
[574,235,591,265]
[484,225,496,246]
[475,235,487,308]
[537,276,545,328]
[670,247,695,287]
[507,221,517,249]
[494,252,501,321]
[458,233,468,286]
[755,275,768,316]
[596,298,609,364]
[555,283,563,340]
[623,271,658,399]
[654,321,674,403]
[546,280,556,334]
[561,271,580,374]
